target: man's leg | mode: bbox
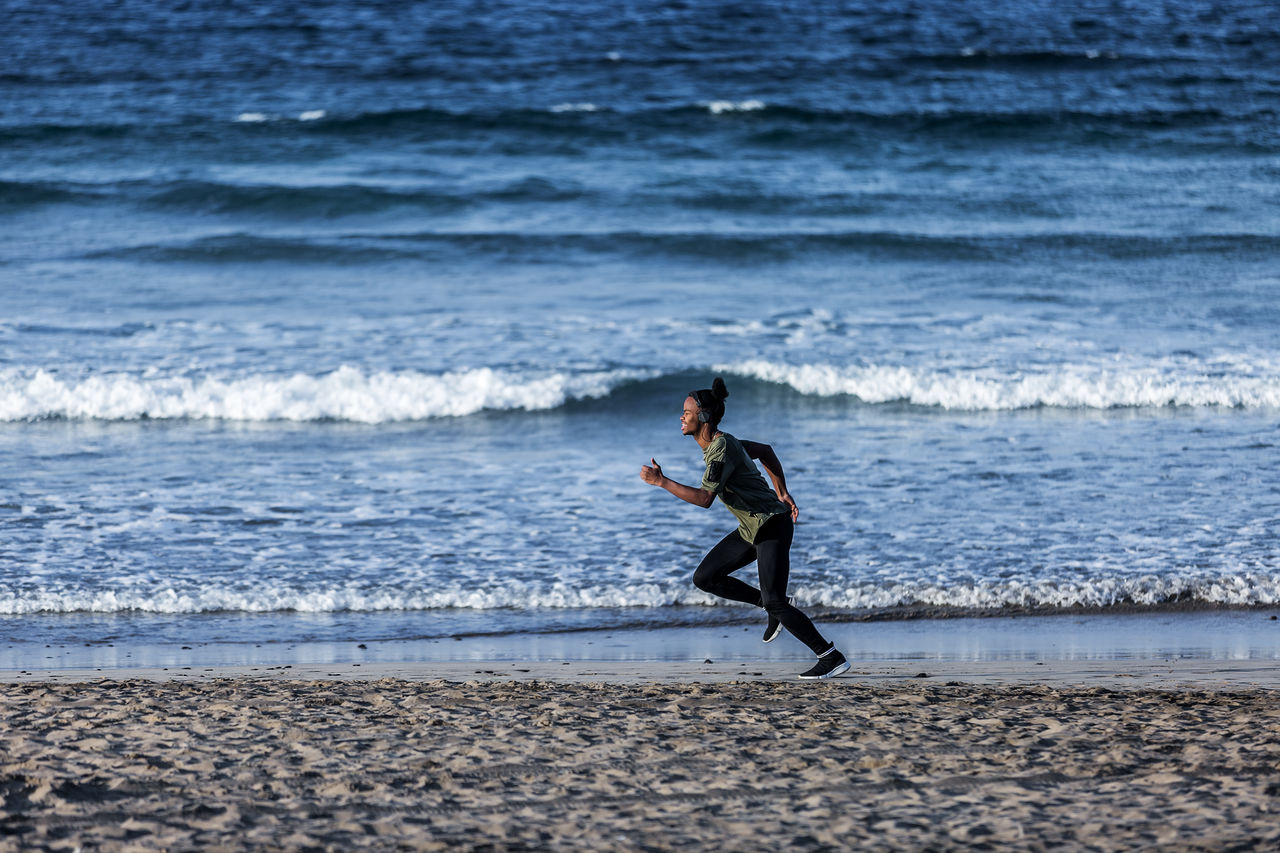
[755,516,831,655]
[693,529,762,606]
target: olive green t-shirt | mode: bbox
[700,432,790,543]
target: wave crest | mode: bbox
[722,360,1280,411]
[4,358,1280,422]
[0,366,654,423]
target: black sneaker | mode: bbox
[762,597,792,643]
[798,648,849,680]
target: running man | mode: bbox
[640,377,850,680]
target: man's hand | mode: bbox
[640,458,665,486]
[780,492,799,521]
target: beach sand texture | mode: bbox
[2,677,1279,851]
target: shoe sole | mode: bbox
[798,660,851,680]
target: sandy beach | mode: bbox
[3,659,1279,852]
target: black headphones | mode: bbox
[690,389,712,423]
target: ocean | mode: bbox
[3,0,1279,666]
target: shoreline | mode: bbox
[4,609,1279,690]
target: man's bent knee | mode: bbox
[692,566,718,593]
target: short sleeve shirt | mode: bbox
[701,432,790,543]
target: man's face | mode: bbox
[680,396,701,435]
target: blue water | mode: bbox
[3,0,1280,660]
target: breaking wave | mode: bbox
[4,572,1278,616]
[721,360,1280,411]
[0,366,656,422]
[4,358,1280,422]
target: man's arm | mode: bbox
[640,458,715,508]
[741,440,799,521]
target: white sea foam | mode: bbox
[235,110,327,123]
[4,572,1278,615]
[551,103,600,113]
[0,366,655,423]
[720,359,1280,410]
[797,572,1280,610]
[5,359,1280,420]
[705,99,766,115]
[0,582,684,615]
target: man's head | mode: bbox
[681,377,729,436]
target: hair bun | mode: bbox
[711,376,729,401]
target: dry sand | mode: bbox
[2,663,1279,851]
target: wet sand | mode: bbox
[2,662,1279,851]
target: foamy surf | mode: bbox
[5,358,1280,422]
[797,572,1280,611]
[0,581,681,616]
[4,572,1278,616]
[0,366,656,423]
[721,359,1280,410]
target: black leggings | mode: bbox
[692,514,830,655]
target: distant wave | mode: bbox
[80,230,1279,266]
[4,571,1278,615]
[6,101,1273,147]
[904,48,1128,69]
[0,179,109,210]
[140,179,473,217]
[2,176,589,218]
[296,102,1274,147]
[4,359,1280,422]
[83,234,418,265]
[0,366,656,422]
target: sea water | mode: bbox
[3,0,1279,664]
